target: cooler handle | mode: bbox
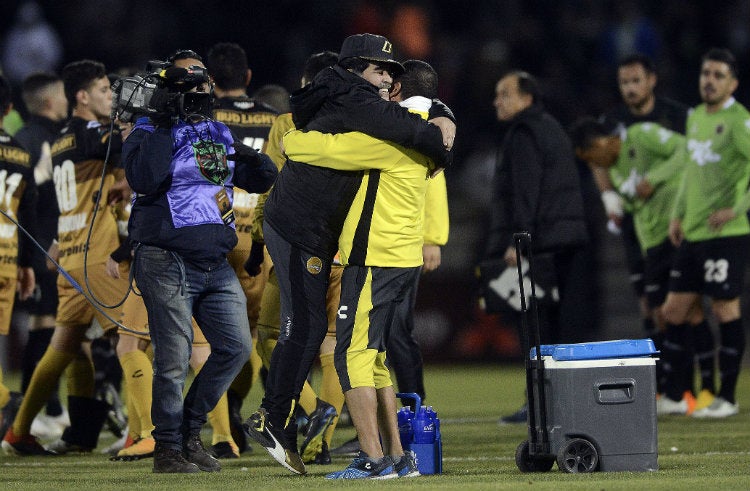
[595,379,636,405]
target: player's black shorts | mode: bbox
[643,239,676,309]
[620,213,645,296]
[668,234,750,299]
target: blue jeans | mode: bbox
[133,244,251,450]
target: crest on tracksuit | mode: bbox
[193,141,229,185]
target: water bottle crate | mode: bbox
[396,392,443,475]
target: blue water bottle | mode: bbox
[412,405,436,444]
[427,406,443,474]
[397,406,414,446]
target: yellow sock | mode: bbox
[250,334,262,387]
[208,394,233,445]
[13,346,75,435]
[319,352,345,444]
[66,353,95,397]
[119,349,154,439]
[228,360,253,399]
[299,381,317,417]
[124,380,140,440]
[192,361,232,445]
[0,366,9,409]
[256,325,278,368]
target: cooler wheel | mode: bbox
[556,438,599,473]
[515,440,554,473]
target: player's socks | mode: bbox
[22,329,64,418]
[56,395,109,450]
[119,350,154,438]
[717,319,745,404]
[228,360,253,401]
[192,361,234,449]
[12,347,75,435]
[249,339,263,386]
[207,393,233,446]
[299,381,318,420]
[692,319,716,393]
[319,352,345,444]
[0,370,9,409]
[67,354,95,397]
[21,329,53,392]
[662,323,691,402]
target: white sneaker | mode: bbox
[656,396,688,415]
[30,408,70,440]
[691,397,739,418]
[30,416,59,440]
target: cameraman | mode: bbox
[122,50,277,474]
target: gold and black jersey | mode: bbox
[0,130,35,277]
[213,97,278,255]
[50,117,122,270]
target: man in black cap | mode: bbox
[243,33,454,476]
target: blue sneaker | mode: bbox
[394,450,420,478]
[325,452,397,479]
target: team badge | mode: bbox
[306,257,323,274]
[193,141,229,185]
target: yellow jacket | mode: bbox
[283,98,436,267]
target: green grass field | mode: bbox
[2,363,750,490]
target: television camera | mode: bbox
[112,60,211,123]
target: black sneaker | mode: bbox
[300,399,337,463]
[394,450,421,478]
[498,403,528,424]
[330,435,360,456]
[153,443,200,473]
[210,441,239,459]
[183,434,221,472]
[227,390,250,454]
[243,408,306,475]
[313,441,332,465]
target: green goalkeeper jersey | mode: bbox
[609,122,685,251]
[672,97,750,241]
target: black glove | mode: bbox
[148,87,175,128]
[227,142,263,167]
[244,241,265,277]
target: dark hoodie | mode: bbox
[265,64,451,260]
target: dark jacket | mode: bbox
[265,65,451,261]
[14,115,62,251]
[123,119,277,266]
[486,103,588,256]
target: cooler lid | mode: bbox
[530,338,657,361]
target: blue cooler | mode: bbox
[530,339,658,472]
[396,393,442,474]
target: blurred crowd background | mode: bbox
[3,0,750,363]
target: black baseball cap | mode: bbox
[338,33,405,76]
